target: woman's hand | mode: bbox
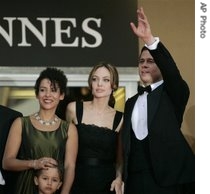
[110,177,123,194]
[33,157,58,169]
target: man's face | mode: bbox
[138,49,163,85]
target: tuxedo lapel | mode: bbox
[126,94,139,119]
[123,94,139,149]
[147,84,164,129]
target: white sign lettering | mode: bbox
[0,17,103,47]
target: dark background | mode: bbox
[0,0,138,67]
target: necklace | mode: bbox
[34,112,59,126]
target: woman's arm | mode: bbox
[60,122,78,194]
[2,117,27,171]
[66,101,77,124]
[3,117,58,171]
[110,117,124,194]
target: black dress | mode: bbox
[71,102,123,194]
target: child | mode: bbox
[34,164,63,194]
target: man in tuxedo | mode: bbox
[0,105,22,194]
[122,7,195,194]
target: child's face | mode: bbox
[34,168,62,194]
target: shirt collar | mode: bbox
[150,80,164,91]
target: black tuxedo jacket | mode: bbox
[0,105,22,194]
[122,42,195,187]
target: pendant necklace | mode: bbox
[34,112,59,126]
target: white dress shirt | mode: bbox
[0,170,5,185]
[131,80,163,140]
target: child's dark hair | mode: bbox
[34,163,64,181]
[34,67,68,96]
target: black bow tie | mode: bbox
[138,85,152,95]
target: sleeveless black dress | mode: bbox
[71,102,123,194]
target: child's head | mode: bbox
[34,164,63,194]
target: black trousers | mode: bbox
[125,171,179,194]
[0,185,5,194]
[179,182,195,194]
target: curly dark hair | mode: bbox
[34,67,67,96]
